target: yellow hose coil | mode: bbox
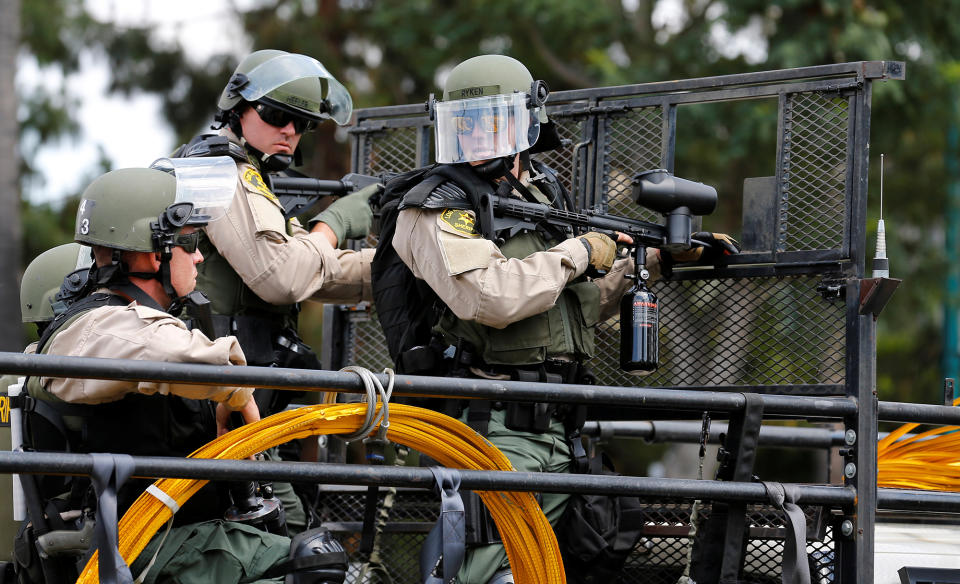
[878,397,960,491]
[78,403,565,584]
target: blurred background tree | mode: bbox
[11,0,959,406]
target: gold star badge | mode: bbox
[242,167,280,204]
[441,209,479,236]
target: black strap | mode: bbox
[420,467,465,584]
[762,481,811,584]
[20,395,74,453]
[466,400,491,435]
[359,438,387,554]
[90,453,135,584]
[108,282,165,312]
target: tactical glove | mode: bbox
[577,231,617,276]
[311,183,383,243]
[670,231,741,264]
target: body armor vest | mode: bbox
[183,132,301,365]
[23,293,222,522]
[403,162,599,366]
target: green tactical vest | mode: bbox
[193,158,300,332]
[436,202,601,367]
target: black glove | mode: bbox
[671,232,741,264]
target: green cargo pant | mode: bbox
[129,520,290,584]
[456,408,572,584]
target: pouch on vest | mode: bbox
[555,469,646,584]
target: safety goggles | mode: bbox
[254,102,317,134]
[450,112,505,135]
[170,231,201,253]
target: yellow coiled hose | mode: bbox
[878,398,960,491]
[77,403,565,584]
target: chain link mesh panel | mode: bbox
[317,490,835,584]
[358,126,422,175]
[536,113,590,197]
[602,107,665,217]
[779,92,850,252]
[593,275,846,390]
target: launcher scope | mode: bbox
[632,170,718,252]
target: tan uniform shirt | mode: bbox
[202,129,373,306]
[394,206,661,330]
[40,300,252,410]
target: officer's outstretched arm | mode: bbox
[393,208,592,329]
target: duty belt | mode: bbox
[477,358,592,386]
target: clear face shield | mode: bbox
[434,92,541,164]
[240,54,353,125]
[150,156,238,224]
[74,244,93,270]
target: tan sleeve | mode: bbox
[308,247,373,304]
[202,163,352,305]
[596,247,663,322]
[42,304,253,410]
[393,208,590,329]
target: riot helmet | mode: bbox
[218,50,352,126]
[75,158,235,313]
[215,50,353,171]
[432,55,550,164]
[20,243,92,324]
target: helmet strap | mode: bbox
[124,246,190,315]
[471,155,538,203]
[239,136,294,172]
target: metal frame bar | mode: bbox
[4,351,958,424]
[0,451,853,505]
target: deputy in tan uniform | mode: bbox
[389,54,646,584]
[390,56,737,584]
[171,49,379,535]
[178,49,375,373]
[14,165,303,584]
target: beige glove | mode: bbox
[577,232,617,275]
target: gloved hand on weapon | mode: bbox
[577,231,618,276]
[310,183,383,244]
[670,232,741,264]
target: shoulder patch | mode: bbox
[440,209,479,237]
[242,167,280,205]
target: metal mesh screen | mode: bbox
[536,112,590,197]
[359,125,422,175]
[347,89,858,393]
[602,106,665,217]
[343,308,392,372]
[779,92,850,252]
[592,275,846,391]
[338,76,867,579]
[317,490,836,584]
[347,122,428,372]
